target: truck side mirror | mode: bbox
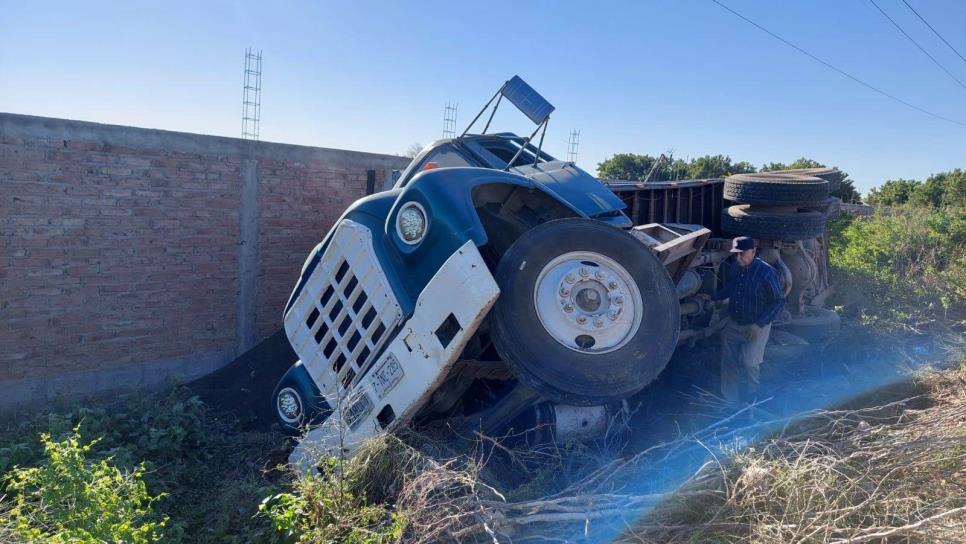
[391,170,401,182]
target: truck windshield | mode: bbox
[422,147,474,169]
[471,136,556,169]
[397,143,477,187]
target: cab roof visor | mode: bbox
[461,75,555,138]
[501,75,554,125]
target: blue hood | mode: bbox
[511,160,627,217]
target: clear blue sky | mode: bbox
[2,0,964,194]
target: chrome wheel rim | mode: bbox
[533,251,643,354]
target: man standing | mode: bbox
[704,237,785,405]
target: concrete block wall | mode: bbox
[0,113,410,407]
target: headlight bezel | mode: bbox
[396,201,429,245]
[276,387,303,424]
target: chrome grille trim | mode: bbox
[284,220,403,401]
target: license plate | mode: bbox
[372,354,403,399]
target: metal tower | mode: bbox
[442,102,458,138]
[567,129,580,163]
[242,48,262,140]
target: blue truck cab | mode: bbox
[272,77,757,469]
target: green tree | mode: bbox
[598,153,754,181]
[760,161,789,172]
[912,169,965,208]
[597,153,652,181]
[787,157,825,169]
[687,155,756,179]
[668,158,691,181]
[761,158,826,171]
[867,179,921,206]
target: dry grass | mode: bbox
[620,359,966,543]
[318,356,966,543]
[269,327,966,543]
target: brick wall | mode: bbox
[254,159,379,341]
[0,113,410,404]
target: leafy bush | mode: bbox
[1,430,166,543]
[260,457,404,544]
[0,389,284,543]
[829,205,966,326]
[866,169,965,208]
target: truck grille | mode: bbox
[284,220,403,395]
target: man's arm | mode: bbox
[755,267,785,327]
[710,260,734,302]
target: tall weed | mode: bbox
[1,430,166,543]
[828,205,965,327]
[259,455,405,544]
[0,389,284,543]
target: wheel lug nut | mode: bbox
[615,296,624,305]
[559,287,570,297]
[563,303,574,312]
[595,270,605,280]
[608,312,619,321]
[576,315,587,324]
[579,267,589,278]
[608,281,618,290]
[593,318,603,328]
[565,274,576,284]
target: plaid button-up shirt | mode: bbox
[712,256,785,327]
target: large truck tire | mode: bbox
[760,168,843,193]
[722,205,826,241]
[724,173,829,206]
[489,218,679,406]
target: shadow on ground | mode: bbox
[188,329,296,429]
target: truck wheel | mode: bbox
[760,168,843,193]
[722,205,826,241]
[724,173,829,206]
[489,218,679,406]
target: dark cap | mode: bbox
[729,236,756,253]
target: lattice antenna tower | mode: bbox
[567,129,580,163]
[242,48,262,140]
[442,102,458,138]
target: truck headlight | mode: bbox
[277,387,302,424]
[396,202,428,245]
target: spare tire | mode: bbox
[722,205,826,241]
[761,168,843,192]
[490,218,679,406]
[725,173,829,205]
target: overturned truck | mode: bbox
[273,77,841,468]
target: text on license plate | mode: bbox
[372,354,403,399]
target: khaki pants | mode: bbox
[720,320,771,404]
